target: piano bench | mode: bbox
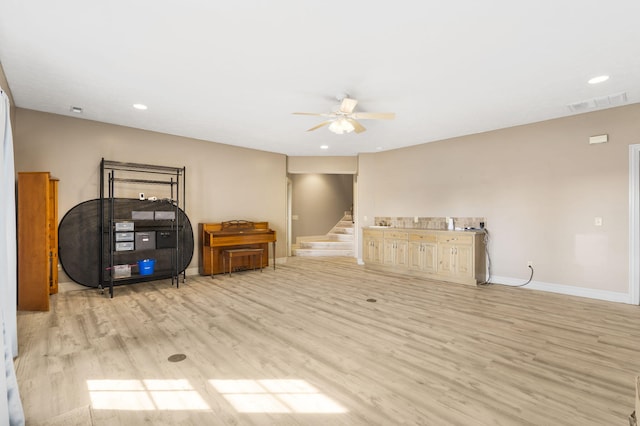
[222,248,264,277]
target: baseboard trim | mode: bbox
[491,275,631,304]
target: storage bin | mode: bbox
[154,211,176,220]
[115,232,134,242]
[115,241,134,251]
[115,222,134,231]
[135,231,156,250]
[112,264,131,278]
[132,211,154,220]
[156,231,176,249]
[137,259,155,275]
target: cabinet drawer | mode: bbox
[437,234,474,244]
[115,241,134,251]
[115,232,134,242]
[409,233,437,243]
[115,222,134,231]
[363,229,384,238]
[384,231,408,240]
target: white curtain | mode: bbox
[0,88,17,358]
[0,87,24,425]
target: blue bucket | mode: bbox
[137,259,156,276]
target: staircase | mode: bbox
[292,214,354,257]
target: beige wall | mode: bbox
[357,103,640,298]
[13,108,287,279]
[12,100,640,301]
[287,156,357,174]
[291,174,353,241]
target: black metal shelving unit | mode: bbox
[99,159,186,298]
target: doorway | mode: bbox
[287,173,355,257]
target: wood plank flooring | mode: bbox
[14,257,640,425]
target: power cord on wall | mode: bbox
[478,228,534,287]
[479,228,493,285]
[513,265,534,287]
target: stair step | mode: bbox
[293,214,354,258]
[327,233,353,241]
[294,248,354,257]
[299,240,353,249]
[330,227,353,234]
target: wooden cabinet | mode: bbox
[408,232,437,273]
[437,234,475,280]
[18,172,59,311]
[383,231,408,267]
[363,227,485,286]
[362,229,384,264]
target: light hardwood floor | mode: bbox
[14,257,640,425]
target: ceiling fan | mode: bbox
[293,96,395,134]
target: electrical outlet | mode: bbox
[527,261,533,268]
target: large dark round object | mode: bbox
[58,198,194,287]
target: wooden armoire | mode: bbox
[17,172,59,311]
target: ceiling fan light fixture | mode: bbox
[328,117,355,134]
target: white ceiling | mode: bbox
[1,1,639,156]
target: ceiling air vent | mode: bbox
[593,95,611,108]
[567,100,593,112]
[567,91,628,112]
[608,91,628,105]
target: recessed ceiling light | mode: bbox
[133,103,148,110]
[320,145,329,150]
[588,75,609,85]
[70,106,83,114]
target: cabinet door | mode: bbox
[18,172,56,311]
[363,237,383,264]
[373,239,384,263]
[455,244,474,278]
[438,243,474,278]
[384,239,408,267]
[409,242,436,272]
[437,243,455,275]
[409,242,422,270]
[422,243,437,273]
[395,240,408,267]
[383,239,396,265]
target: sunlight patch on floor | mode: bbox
[87,378,347,414]
[87,379,210,411]
[209,379,348,413]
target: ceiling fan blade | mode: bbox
[351,112,395,120]
[347,118,366,134]
[306,120,334,132]
[293,112,336,117]
[339,98,358,114]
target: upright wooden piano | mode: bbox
[199,220,276,276]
